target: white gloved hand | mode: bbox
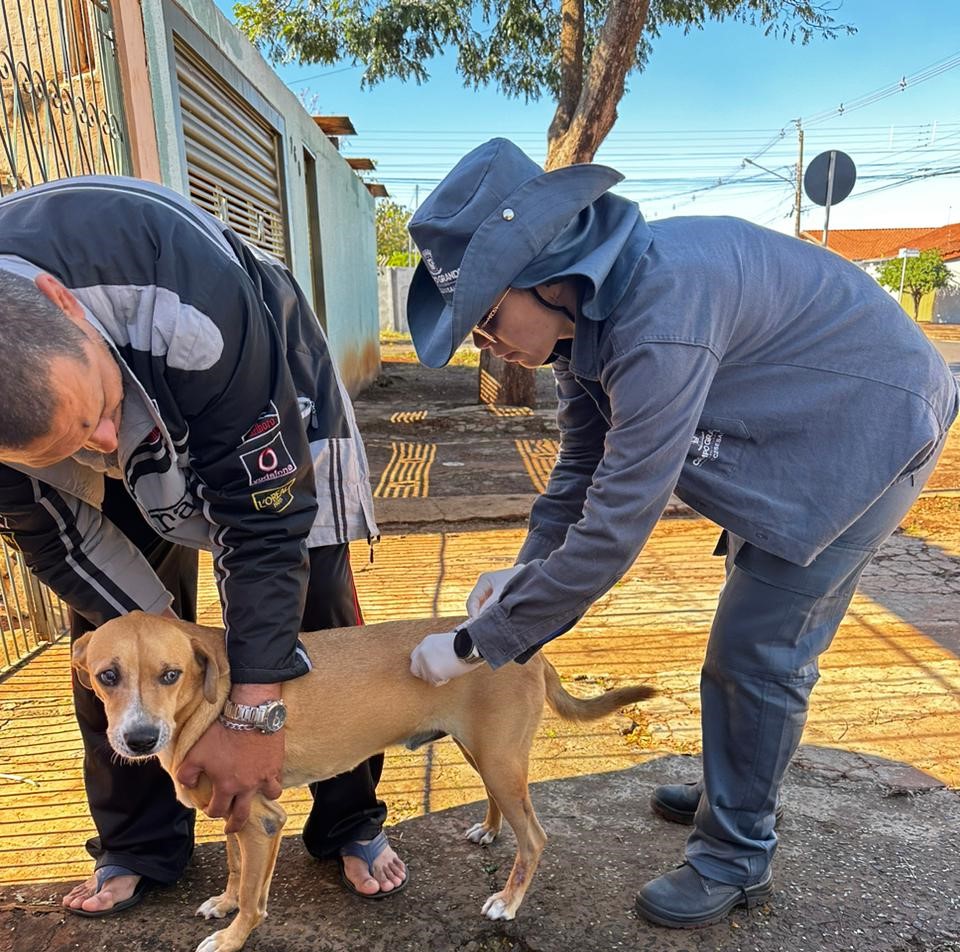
[466,565,525,617]
[410,631,482,687]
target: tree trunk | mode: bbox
[548,0,585,149]
[479,0,650,406]
[479,350,538,408]
[546,0,651,169]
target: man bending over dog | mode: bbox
[0,177,405,914]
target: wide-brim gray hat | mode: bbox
[405,138,623,368]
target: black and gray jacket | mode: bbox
[0,176,377,682]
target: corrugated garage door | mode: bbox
[173,36,287,261]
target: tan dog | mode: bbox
[72,611,654,952]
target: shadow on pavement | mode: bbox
[4,748,957,952]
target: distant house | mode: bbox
[801,224,960,323]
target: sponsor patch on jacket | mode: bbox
[251,478,296,513]
[241,403,281,443]
[240,431,297,485]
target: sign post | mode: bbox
[897,247,921,313]
[803,150,856,247]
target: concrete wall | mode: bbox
[378,266,415,333]
[137,0,380,394]
[933,262,960,324]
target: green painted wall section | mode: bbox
[139,0,380,394]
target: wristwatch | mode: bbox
[453,626,485,664]
[220,698,287,734]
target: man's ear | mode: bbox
[35,272,87,325]
[71,632,94,691]
[191,638,222,705]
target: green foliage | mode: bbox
[233,0,853,103]
[375,199,416,266]
[877,249,953,315]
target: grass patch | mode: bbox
[381,343,481,367]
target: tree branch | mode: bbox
[548,0,584,145]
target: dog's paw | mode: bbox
[195,928,245,952]
[195,932,225,952]
[465,822,499,846]
[195,894,238,920]
[481,891,516,921]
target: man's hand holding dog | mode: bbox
[176,684,284,833]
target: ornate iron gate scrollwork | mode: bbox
[0,0,122,669]
[0,0,129,195]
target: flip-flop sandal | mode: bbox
[338,831,409,900]
[66,864,152,918]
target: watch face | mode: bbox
[453,627,472,660]
[263,702,287,733]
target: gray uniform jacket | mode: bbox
[469,207,959,668]
[0,177,377,682]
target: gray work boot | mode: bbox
[650,780,784,826]
[650,781,704,825]
[636,862,774,928]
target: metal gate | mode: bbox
[0,0,129,195]
[0,0,110,668]
[0,536,67,675]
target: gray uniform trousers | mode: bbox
[685,440,945,885]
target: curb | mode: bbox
[374,493,695,527]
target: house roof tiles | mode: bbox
[801,223,960,262]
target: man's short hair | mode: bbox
[0,269,90,450]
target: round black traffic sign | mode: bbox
[803,150,856,206]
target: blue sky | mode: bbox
[216,0,960,233]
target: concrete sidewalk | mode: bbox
[2,516,959,951]
[1,354,959,951]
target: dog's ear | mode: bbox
[191,638,222,705]
[71,631,94,691]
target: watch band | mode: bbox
[222,699,271,723]
[453,626,484,664]
[221,698,287,733]
[219,714,256,732]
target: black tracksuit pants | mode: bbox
[70,478,385,882]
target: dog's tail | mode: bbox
[542,659,655,722]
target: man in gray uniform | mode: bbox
[403,139,958,927]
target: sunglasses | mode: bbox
[472,288,511,345]
[472,286,574,346]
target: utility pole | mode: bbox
[793,120,804,238]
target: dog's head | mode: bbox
[71,611,227,761]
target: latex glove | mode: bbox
[410,631,483,687]
[466,564,525,617]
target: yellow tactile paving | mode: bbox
[389,410,428,424]
[478,368,500,405]
[485,404,534,418]
[372,441,437,498]
[3,520,959,886]
[515,438,559,493]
